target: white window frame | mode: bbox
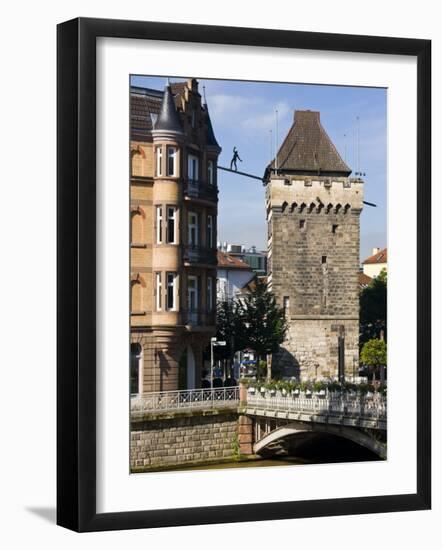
[156,272,162,311]
[207,277,213,311]
[188,211,199,246]
[156,146,163,177]
[188,153,199,182]
[167,206,177,244]
[208,160,214,185]
[166,272,177,311]
[156,205,163,244]
[207,214,213,248]
[167,146,177,177]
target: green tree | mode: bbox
[241,280,287,380]
[360,338,387,381]
[360,268,387,346]
[215,299,247,378]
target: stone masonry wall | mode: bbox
[268,176,363,379]
[275,318,360,379]
[131,411,238,471]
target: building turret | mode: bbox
[151,85,184,140]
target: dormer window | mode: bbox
[167,146,177,177]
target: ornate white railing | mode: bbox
[131,386,386,423]
[131,386,240,414]
[246,391,386,421]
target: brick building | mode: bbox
[265,110,364,380]
[130,79,221,393]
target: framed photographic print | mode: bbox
[57,17,431,532]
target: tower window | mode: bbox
[322,256,327,264]
[299,220,306,229]
[155,146,163,176]
[332,224,338,234]
[166,272,177,310]
[167,146,177,177]
[166,206,177,244]
[156,206,163,244]
[155,272,162,311]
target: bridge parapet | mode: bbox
[244,391,386,430]
[131,386,239,418]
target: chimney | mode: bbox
[372,247,380,255]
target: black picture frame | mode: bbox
[57,17,431,532]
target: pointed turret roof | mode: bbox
[205,106,221,150]
[152,85,183,136]
[270,110,351,176]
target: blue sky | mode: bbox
[131,75,387,263]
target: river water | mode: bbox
[176,436,382,471]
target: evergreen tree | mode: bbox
[241,279,287,380]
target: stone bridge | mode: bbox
[238,386,387,459]
[130,384,387,470]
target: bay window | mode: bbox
[167,206,177,244]
[156,272,162,311]
[166,272,177,311]
[155,146,163,176]
[156,206,163,244]
[167,146,177,177]
[188,212,199,246]
[207,277,213,311]
[207,214,213,248]
[188,153,199,182]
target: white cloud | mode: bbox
[210,94,293,136]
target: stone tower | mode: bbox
[265,110,364,381]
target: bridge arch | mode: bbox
[253,420,386,458]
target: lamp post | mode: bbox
[210,337,226,390]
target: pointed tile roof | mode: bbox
[152,85,183,135]
[204,106,221,150]
[271,110,351,176]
